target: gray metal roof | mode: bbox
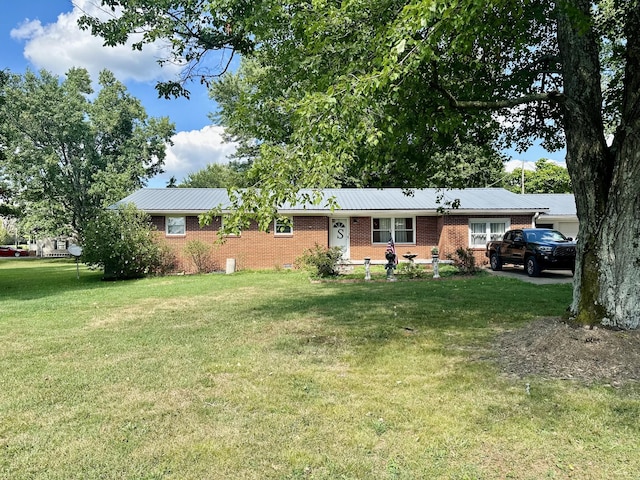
[521,194,577,216]
[282,188,549,212]
[113,188,232,212]
[113,187,552,214]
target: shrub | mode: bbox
[83,204,170,280]
[155,241,178,276]
[184,240,216,273]
[295,244,344,278]
[397,262,426,278]
[450,247,479,275]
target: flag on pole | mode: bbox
[386,237,398,265]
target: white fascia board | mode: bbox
[147,208,550,217]
[439,209,549,216]
[268,209,550,216]
[537,214,578,221]
[278,209,437,217]
[144,210,217,215]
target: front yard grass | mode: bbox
[1,259,638,479]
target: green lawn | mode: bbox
[1,259,638,479]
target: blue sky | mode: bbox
[1,1,565,187]
[1,0,238,187]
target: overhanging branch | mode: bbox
[445,91,564,110]
[430,62,564,110]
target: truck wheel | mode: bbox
[526,256,540,277]
[490,253,502,271]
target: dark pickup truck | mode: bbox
[486,228,577,277]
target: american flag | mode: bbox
[386,238,398,264]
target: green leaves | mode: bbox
[504,159,573,194]
[179,161,252,188]
[83,203,173,279]
[0,68,175,240]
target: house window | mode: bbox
[166,216,186,235]
[469,218,509,248]
[275,218,292,235]
[372,217,414,244]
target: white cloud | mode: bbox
[151,126,238,187]
[10,0,181,83]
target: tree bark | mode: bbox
[558,0,640,328]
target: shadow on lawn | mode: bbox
[0,260,105,302]
[249,276,573,339]
[0,263,572,341]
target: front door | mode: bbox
[330,218,350,259]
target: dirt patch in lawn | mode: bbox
[494,317,640,386]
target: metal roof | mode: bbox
[521,194,577,216]
[282,188,549,212]
[113,187,552,214]
[112,188,232,212]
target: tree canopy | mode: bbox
[179,160,253,188]
[81,1,640,329]
[0,70,18,218]
[0,68,175,240]
[504,159,573,194]
[210,57,507,189]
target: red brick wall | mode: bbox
[349,216,439,262]
[152,215,328,272]
[438,214,534,265]
[152,213,534,271]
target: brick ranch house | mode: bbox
[114,188,578,273]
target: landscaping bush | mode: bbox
[184,239,216,273]
[450,247,479,275]
[295,243,344,278]
[83,203,171,280]
[397,261,426,278]
[155,240,178,276]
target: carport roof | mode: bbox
[113,187,552,214]
[521,193,577,216]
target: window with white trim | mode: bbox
[274,218,292,235]
[166,216,186,235]
[372,217,415,244]
[469,218,509,247]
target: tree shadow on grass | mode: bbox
[277,278,568,326]
[0,260,112,302]
[244,276,573,358]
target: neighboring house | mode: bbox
[523,193,579,240]
[35,237,71,257]
[114,187,578,273]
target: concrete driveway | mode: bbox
[485,266,574,285]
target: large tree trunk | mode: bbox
[558,0,640,329]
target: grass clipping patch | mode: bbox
[494,317,640,386]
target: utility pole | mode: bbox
[521,159,525,194]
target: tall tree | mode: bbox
[81,1,640,330]
[0,68,175,240]
[179,161,253,188]
[210,58,506,188]
[0,70,18,218]
[505,159,573,193]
